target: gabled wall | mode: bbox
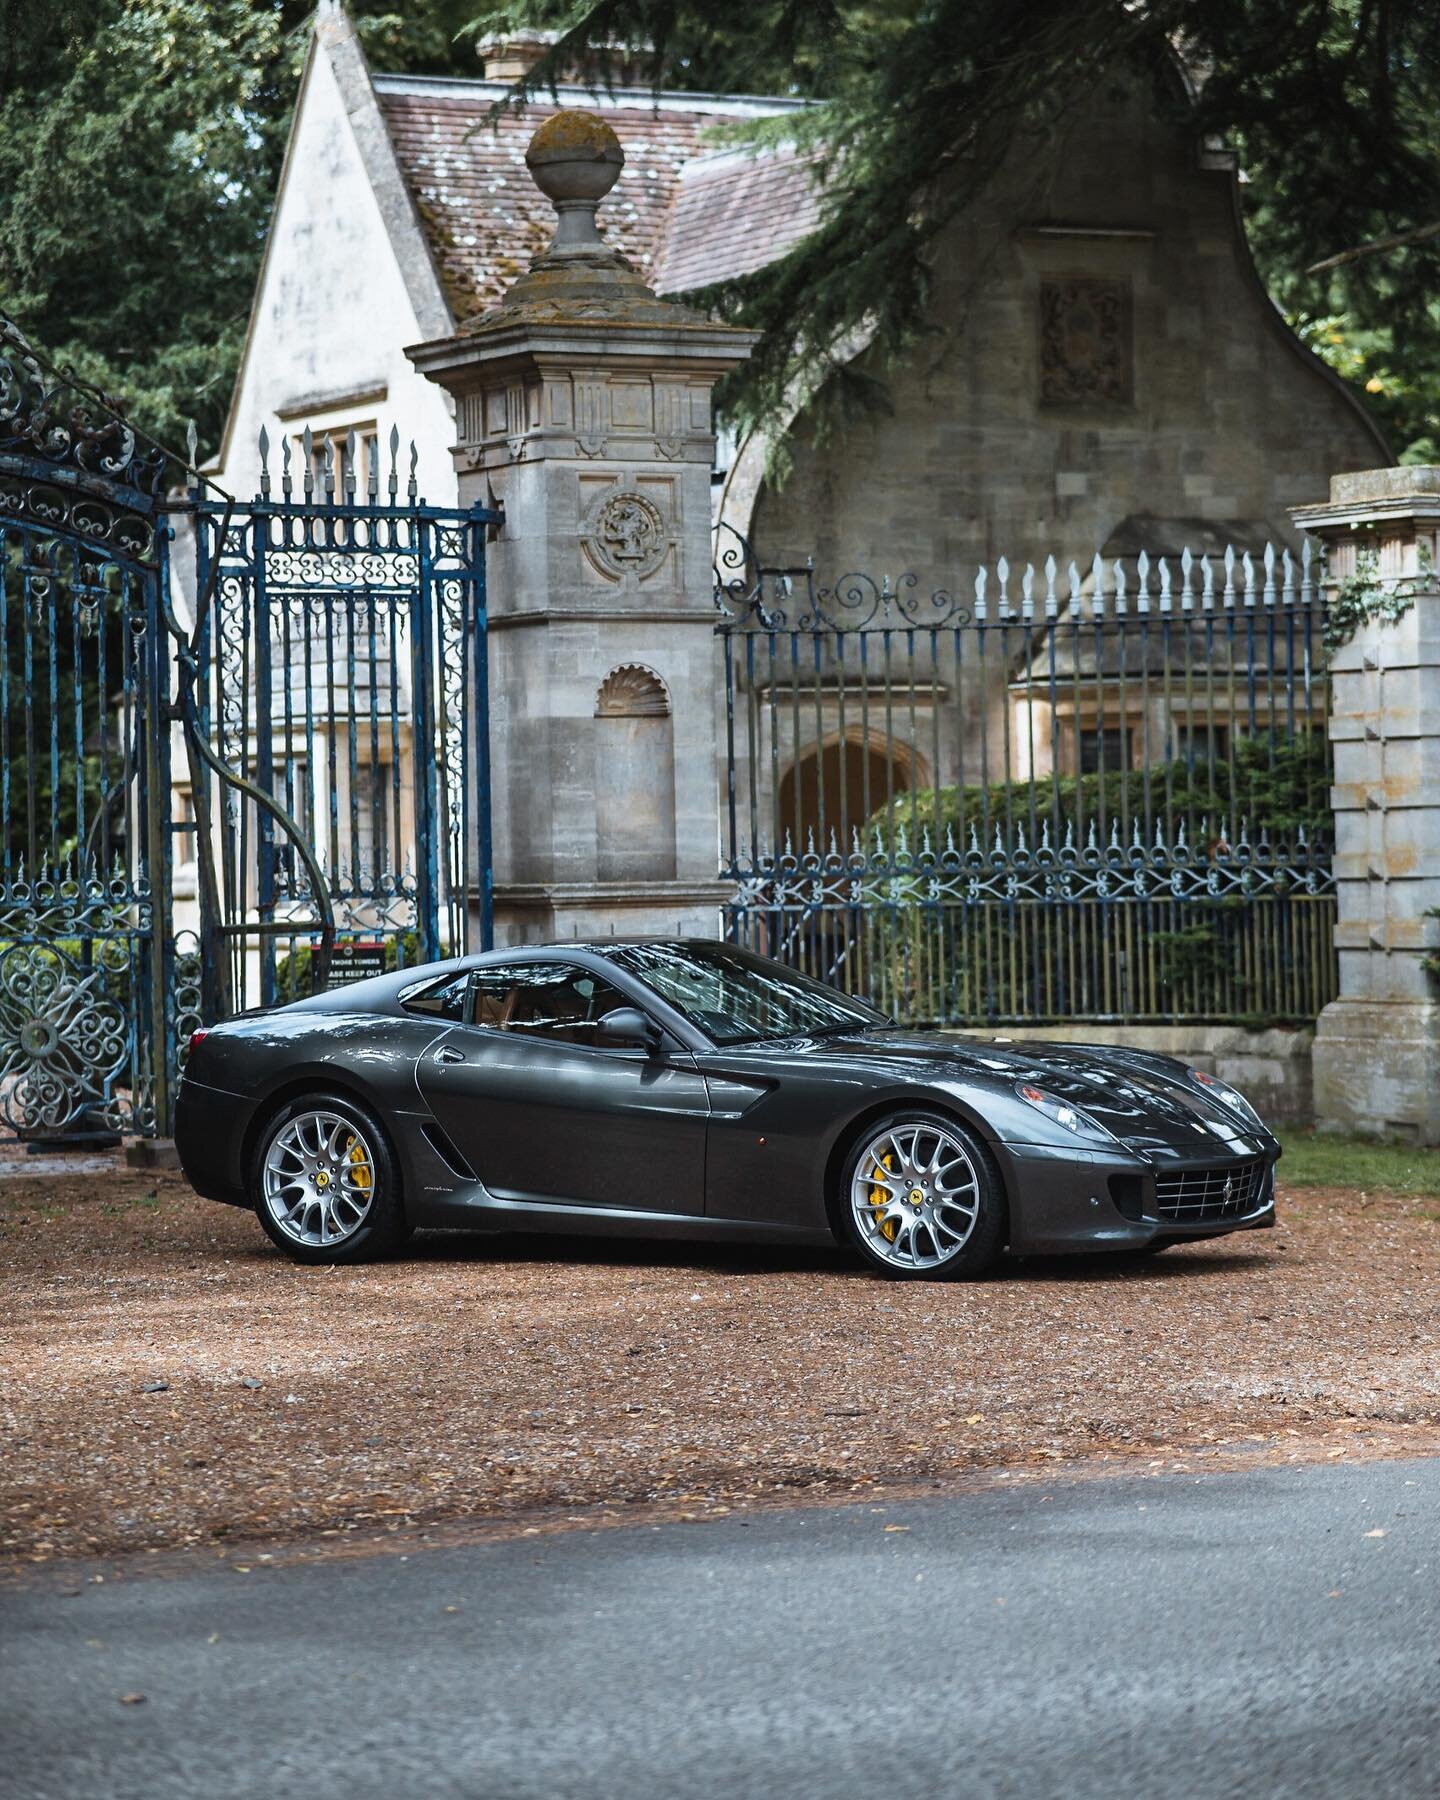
[752,71,1388,581]
[210,29,457,504]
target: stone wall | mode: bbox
[751,70,1386,579]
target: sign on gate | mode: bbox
[306,933,387,991]
[0,315,499,1142]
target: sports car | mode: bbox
[176,938,1280,1279]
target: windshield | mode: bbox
[607,942,890,1046]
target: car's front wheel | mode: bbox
[838,1109,1006,1279]
[252,1093,409,1265]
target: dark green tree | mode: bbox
[0,1,493,455]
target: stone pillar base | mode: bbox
[494,881,730,948]
[1312,997,1440,1143]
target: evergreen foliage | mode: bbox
[0,1,493,453]
[0,1,1433,460]
[857,732,1333,1022]
[485,0,1440,459]
[865,731,1333,860]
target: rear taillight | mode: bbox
[187,1028,209,1054]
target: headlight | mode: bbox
[1188,1068,1264,1129]
[1015,1083,1116,1143]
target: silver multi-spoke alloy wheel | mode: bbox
[262,1108,377,1249]
[849,1119,981,1271]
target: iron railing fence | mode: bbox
[715,526,1335,1027]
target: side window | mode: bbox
[470,962,632,1047]
[472,967,520,1030]
[400,972,471,1022]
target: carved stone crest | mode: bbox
[583,489,668,580]
[1039,278,1133,407]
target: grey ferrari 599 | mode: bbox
[176,939,1279,1280]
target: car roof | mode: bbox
[266,938,722,1017]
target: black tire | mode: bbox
[836,1107,1007,1280]
[250,1091,410,1266]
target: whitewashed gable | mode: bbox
[213,37,456,505]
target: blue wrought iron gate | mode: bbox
[184,435,496,1027]
[0,321,174,1141]
[0,319,498,1142]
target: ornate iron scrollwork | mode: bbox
[0,314,167,562]
[713,521,971,631]
[0,314,166,497]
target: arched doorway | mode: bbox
[776,730,925,856]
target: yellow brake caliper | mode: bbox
[870,1152,897,1241]
[346,1135,372,1194]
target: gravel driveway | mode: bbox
[2,1160,1438,1561]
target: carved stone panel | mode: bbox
[653,382,688,459]
[573,374,608,458]
[1038,278,1133,407]
[595,663,677,880]
[581,488,669,581]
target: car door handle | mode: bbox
[435,1046,466,1065]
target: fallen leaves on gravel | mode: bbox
[0,1164,1437,1562]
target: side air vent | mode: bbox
[421,1121,476,1182]
[1107,1173,1148,1221]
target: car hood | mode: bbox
[772,1028,1270,1157]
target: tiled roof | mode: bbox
[652,147,824,294]
[371,75,813,321]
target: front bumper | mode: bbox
[994,1138,1278,1255]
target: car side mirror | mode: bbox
[594,1006,662,1053]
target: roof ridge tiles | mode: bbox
[370,71,811,116]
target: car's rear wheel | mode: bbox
[252,1093,409,1265]
[838,1109,1005,1279]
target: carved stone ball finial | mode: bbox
[525,110,625,257]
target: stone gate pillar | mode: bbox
[1292,468,1440,1142]
[407,112,756,944]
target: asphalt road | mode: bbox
[4,1458,1439,1800]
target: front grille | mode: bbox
[1154,1158,1268,1222]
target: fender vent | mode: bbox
[420,1121,476,1181]
[1108,1174,1147,1221]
